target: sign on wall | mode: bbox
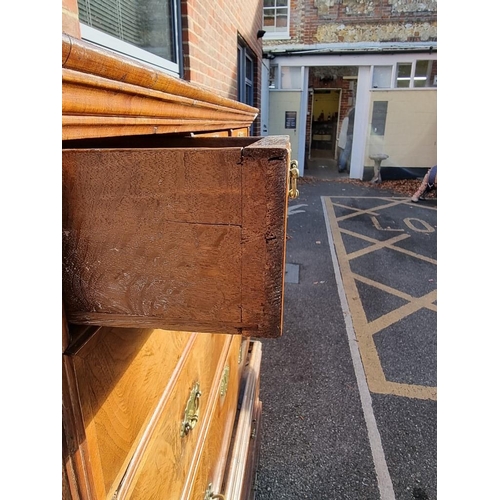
[285,111,297,129]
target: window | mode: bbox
[372,61,437,89]
[238,42,256,133]
[77,0,182,76]
[394,60,437,89]
[238,43,255,107]
[263,0,290,39]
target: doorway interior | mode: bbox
[310,88,341,162]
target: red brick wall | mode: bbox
[62,0,80,37]
[182,0,263,102]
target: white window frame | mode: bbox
[79,0,181,77]
[263,0,291,40]
[370,60,437,89]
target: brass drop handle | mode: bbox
[204,483,225,500]
[289,160,299,199]
[180,382,201,437]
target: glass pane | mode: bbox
[269,64,277,88]
[263,9,276,28]
[372,66,392,88]
[246,84,253,106]
[415,60,433,87]
[276,8,288,28]
[246,55,253,80]
[277,0,288,6]
[396,63,411,88]
[281,66,301,89]
[430,60,437,87]
[78,0,176,62]
[264,0,275,6]
[415,60,430,78]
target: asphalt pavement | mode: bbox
[254,175,437,500]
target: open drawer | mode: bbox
[62,135,291,338]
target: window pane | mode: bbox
[246,55,253,80]
[372,66,392,88]
[281,66,301,89]
[415,60,429,78]
[78,0,176,62]
[264,0,275,6]
[396,63,411,88]
[430,60,437,87]
[263,9,275,27]
[269,64,277,88]
[276,8,288,28]
[415,60,434,88]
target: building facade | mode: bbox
[260,0,437,179]
[63,0,265,135]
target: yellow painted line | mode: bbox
[338,226,437,265]
[330,201,380,217]
[365,290,438,337]
[323,196,437,401]
[353,273,437,310]
[346,233,410,261]
[402,200,438,211]
[335,199,409,222]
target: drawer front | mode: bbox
[71,327,191,499]
[117,332,232,500]
[62,135,290,338]
[188,335,243,499]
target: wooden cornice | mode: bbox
[62,34,259,140]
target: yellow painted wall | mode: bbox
[365,89,437,169]
[313,90,340,121]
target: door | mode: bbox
[268,90,302,165]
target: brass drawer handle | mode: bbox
[289,160,299,199]
[204,483,225,500]
[180,382,201,437]
[219,365,230,398]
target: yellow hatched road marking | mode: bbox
[324,196,437,401]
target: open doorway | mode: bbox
[310,88,341,161]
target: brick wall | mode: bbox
[182,1,263,131]
[62,0,80,38]
[267,0,437,47]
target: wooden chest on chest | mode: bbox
[62,134,291,499]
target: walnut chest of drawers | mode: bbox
[62,35,291,500]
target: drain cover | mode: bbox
[285,263,300,284]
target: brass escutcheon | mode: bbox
[180,382,201,437]
[289,160,299,199]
